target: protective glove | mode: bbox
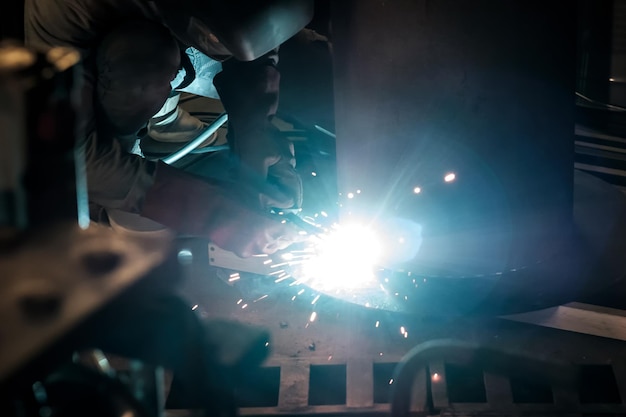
[214,54,303,210]
[140,162,303,257]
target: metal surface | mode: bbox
[0,223,170,381]
[175,240,626,415]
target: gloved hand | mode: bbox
[214,53,303,210]
[141,162,303,257]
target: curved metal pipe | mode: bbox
[390,339,578,417]
[162,113,229,165]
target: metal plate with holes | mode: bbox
[0,223,170,381]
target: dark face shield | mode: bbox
[186,17,231,59]
[161,0,314,61]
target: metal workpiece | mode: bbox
[0,222,171,383]
[178,242,626,416]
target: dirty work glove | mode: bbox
[214,53,303,210]
[140,162,302,257]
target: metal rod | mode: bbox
[314,124,336,139]
[162,113,228,164]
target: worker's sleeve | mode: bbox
[83,131,157,215]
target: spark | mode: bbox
[298,289,305,295]
[192,304,198,311]
[375,321,380,328]
[236,299,243,305]
[432,373,441,382]
[389,378,394,385]
[311,294,321,305]
[291,296,297,301]
[347,192,355,199]
[271,262,289,268]
[274,275,291,283]
[265,342,270,347]
[241,304,248,309]
[254,295,269,303]
[404,332,409,338]
[252,253,269,258]
[444,172,456,182]
[311,171,317,176]
[228,275,241,282]
[263,259,273,265]
[320,211,328,217]
[379,352,384,356]
[309,312,317,322]
[356,189,361,194]
[400,326,406,335]
[269,269,285,276]
[413,186,422,194]
[282,253,295,261]
[328,355,333,361]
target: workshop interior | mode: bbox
[2,0,626,416]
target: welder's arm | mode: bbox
[84,133,300,257]
[214,51,303,210]
[140,162,301,257]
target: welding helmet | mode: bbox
[156,0,315,61]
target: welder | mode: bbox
[24,0,313,257]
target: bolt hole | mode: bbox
[82,252,122,276]
[19,294,62,323]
